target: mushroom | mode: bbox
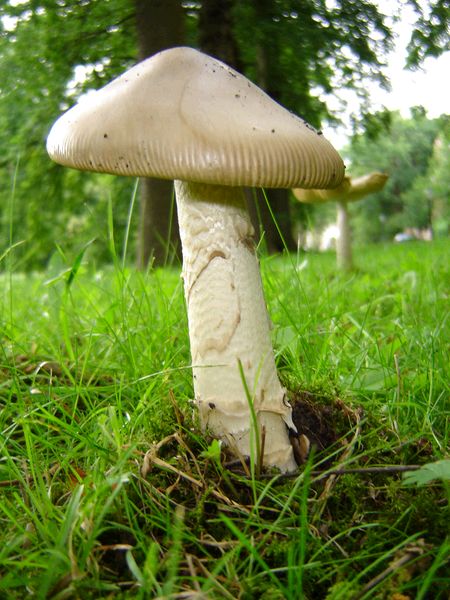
[47,46,345,472]
[293,172,388,270]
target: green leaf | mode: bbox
[200,438,222,465]
[402,459,450,486]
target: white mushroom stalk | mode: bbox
[46,47,345,472]
[176,181,296,469]
[293,173,388,271]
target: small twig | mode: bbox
[226,456,422,480]
[200,534,237,551]
[94,544,134,553]
[174,432,205,483]
[354,553,415,599]
[189,554,238,600]
[311,464,421,481]
[224,435,251,477]
[352,539,427,599]
[143,446,249,512]
[165,473,182,496]
[0,479,22,488]
[185,554,202,593]
[169,390,185,428]
[148,455,204,489]
[223,457,250,470]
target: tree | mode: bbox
[134,0,185,268]
[1,0,448,268]
[428,128,450,237]
[344,108,447,242]
[204,0,394,253]
[407,0,450,66]
[0,0,138,269]
[195,0,292,251]
[402,123,450,236]
[197,0,243,69]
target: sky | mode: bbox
[323,1,450,150]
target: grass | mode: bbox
[0,238,449,598]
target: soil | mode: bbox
[289,389,358,465]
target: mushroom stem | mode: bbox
[175,180,297,472]
[336,200,353,271]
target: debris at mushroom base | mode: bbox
[289,390,358,464]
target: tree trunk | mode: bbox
[137,178,179,267]
[255,188,296,253]
[198,0,243,70]
[197,0,295,254]
[251,1,296,253]
[134,0,184,268]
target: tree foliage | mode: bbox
[407,0,450,66]
[402,120,450,236]
[0,0,137,268]
[0,0,448,268]
[344,108,448,243]
[232,0,393,127]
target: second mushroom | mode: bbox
[293,172,388,270]
[46,47,345,472]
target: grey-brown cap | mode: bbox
[47,46,345,190]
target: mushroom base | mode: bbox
[175,180,297,473]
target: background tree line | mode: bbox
[347,107,449,244]
[0,0,448,270]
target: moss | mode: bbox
[325,581,361,599]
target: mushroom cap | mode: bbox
[345,172,388,202]
[293,172,388,204]
[293,176,351,203]
[47,47,344,190]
